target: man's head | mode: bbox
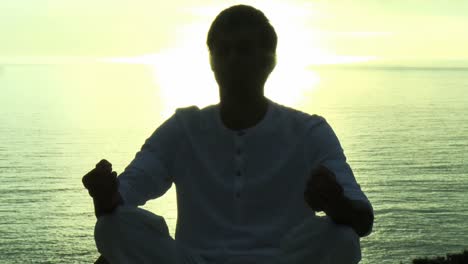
[207,5,277,98]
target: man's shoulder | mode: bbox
[175,104,217,119]
[173,103,216,131]
[273,101,326,129]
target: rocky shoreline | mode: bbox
[400,249,468,264]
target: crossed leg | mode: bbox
[275,215,361,264]
[94,205,206,264]
[94,206,361,264]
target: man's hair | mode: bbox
[206,5,277,55]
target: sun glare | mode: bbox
[152,1,325,119]
[108,1,372,119]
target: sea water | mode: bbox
[0,63,467,263]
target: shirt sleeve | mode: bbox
[117,111,181,207]
[308,116,374,215]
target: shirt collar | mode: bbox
[214,97,275,135]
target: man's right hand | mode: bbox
[82,159,118,198]
[82,159,122,217]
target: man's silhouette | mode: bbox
[82,5,374,264]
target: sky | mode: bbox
[1,0,467,65]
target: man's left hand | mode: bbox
[304,164,345,212]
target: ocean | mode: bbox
[0,62,467,263]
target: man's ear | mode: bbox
[209,54,214,71]
[265,53,277,74]
[270,54,277,73]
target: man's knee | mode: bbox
[334,225,359,247]
[93,206,170,253]
[94,212,122,253]
[329,224,361,263]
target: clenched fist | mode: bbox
[82,159,122,217]
[82,159,118,199]
[304,164,344,212]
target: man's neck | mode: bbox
[219,95,269,131]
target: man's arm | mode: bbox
[117,110,182,207]
[305,116,374,237]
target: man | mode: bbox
[82,5,374,264]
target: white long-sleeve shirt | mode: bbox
[117,97,373,264]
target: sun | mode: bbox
[111,1,359,119]
[104,1,378,120]
[147,1,327,119]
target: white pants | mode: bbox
[94,205,361,264]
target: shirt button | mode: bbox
[236,149,241,155]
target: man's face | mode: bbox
[210,27,274,91]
